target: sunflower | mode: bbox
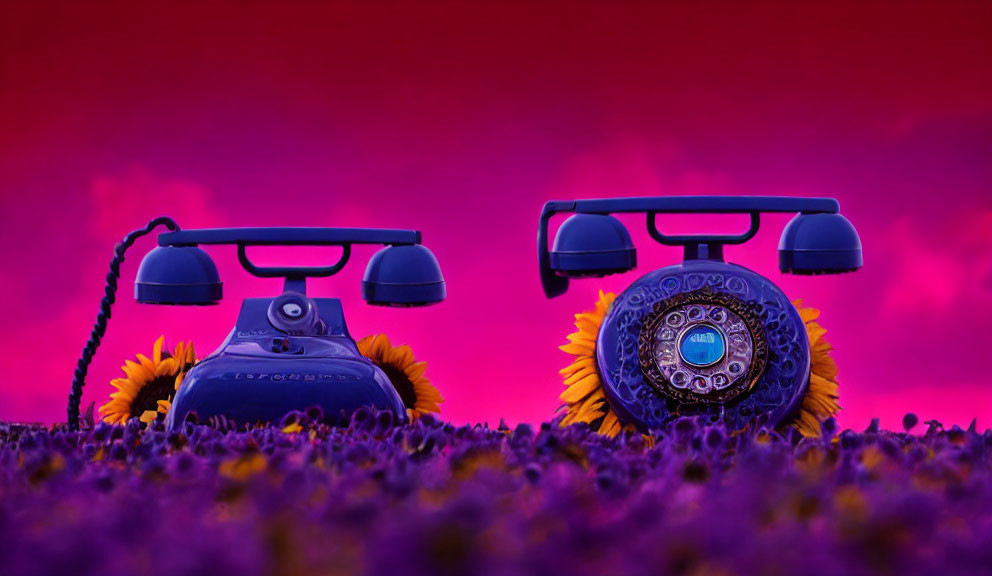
[356,334,442,419]
[558,291,638,438]
[98,336,197,425]
[788,300,841,437]
[558,292,840,438]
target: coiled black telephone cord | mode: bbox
[67,217,179,430]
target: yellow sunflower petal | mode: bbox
[599,411,622,438]
[790,300,842,437]
[371,334,391,359]
[812,337,833,354]
[557,291,627,436]
[796,304,820,324]
[386,344,415,368]
[559,357,596,377]
[123,360,154,385]
[110,378,139,398]
[412,383,443,402]
[811,351,839,380]
[155,358,176,378]
[98,404,120,418]
[805,322,828,347]
[173,341,186,364]
[356,335,374,357]
[184,341,197,365]
[573,316,600,336]
[559,342,596,356]
[575,389,606,417]
[403,361,428,382]
[570,403,607,424]
[563,366,598,386]
[102,411,127,425]
[793,410,822,437]
[565,331,596,344]
[416,401,441,413]
[153,335,165,364]
[136,353,156,372]
[560,374,601,404]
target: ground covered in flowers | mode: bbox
[1,411,991,576]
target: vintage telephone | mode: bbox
[538,196,862,431]
[69,218,445,431]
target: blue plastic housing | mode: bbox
[596,259,811,431]
[778,213,863,274]
[363,245,446,306]
[165,297,406,430]
[549,214,637,278]
[135,246,223,305]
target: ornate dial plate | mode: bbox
[639,290,767,404]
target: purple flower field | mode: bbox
[1,411,990,576]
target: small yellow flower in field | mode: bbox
[860,446,886,471]
[218,453,268,480]
[281,422,303,434]
[834,485,869,520]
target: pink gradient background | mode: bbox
[2,1,990,429]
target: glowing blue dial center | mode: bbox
[678,324,726,367]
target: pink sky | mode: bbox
[2,1,990,430]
